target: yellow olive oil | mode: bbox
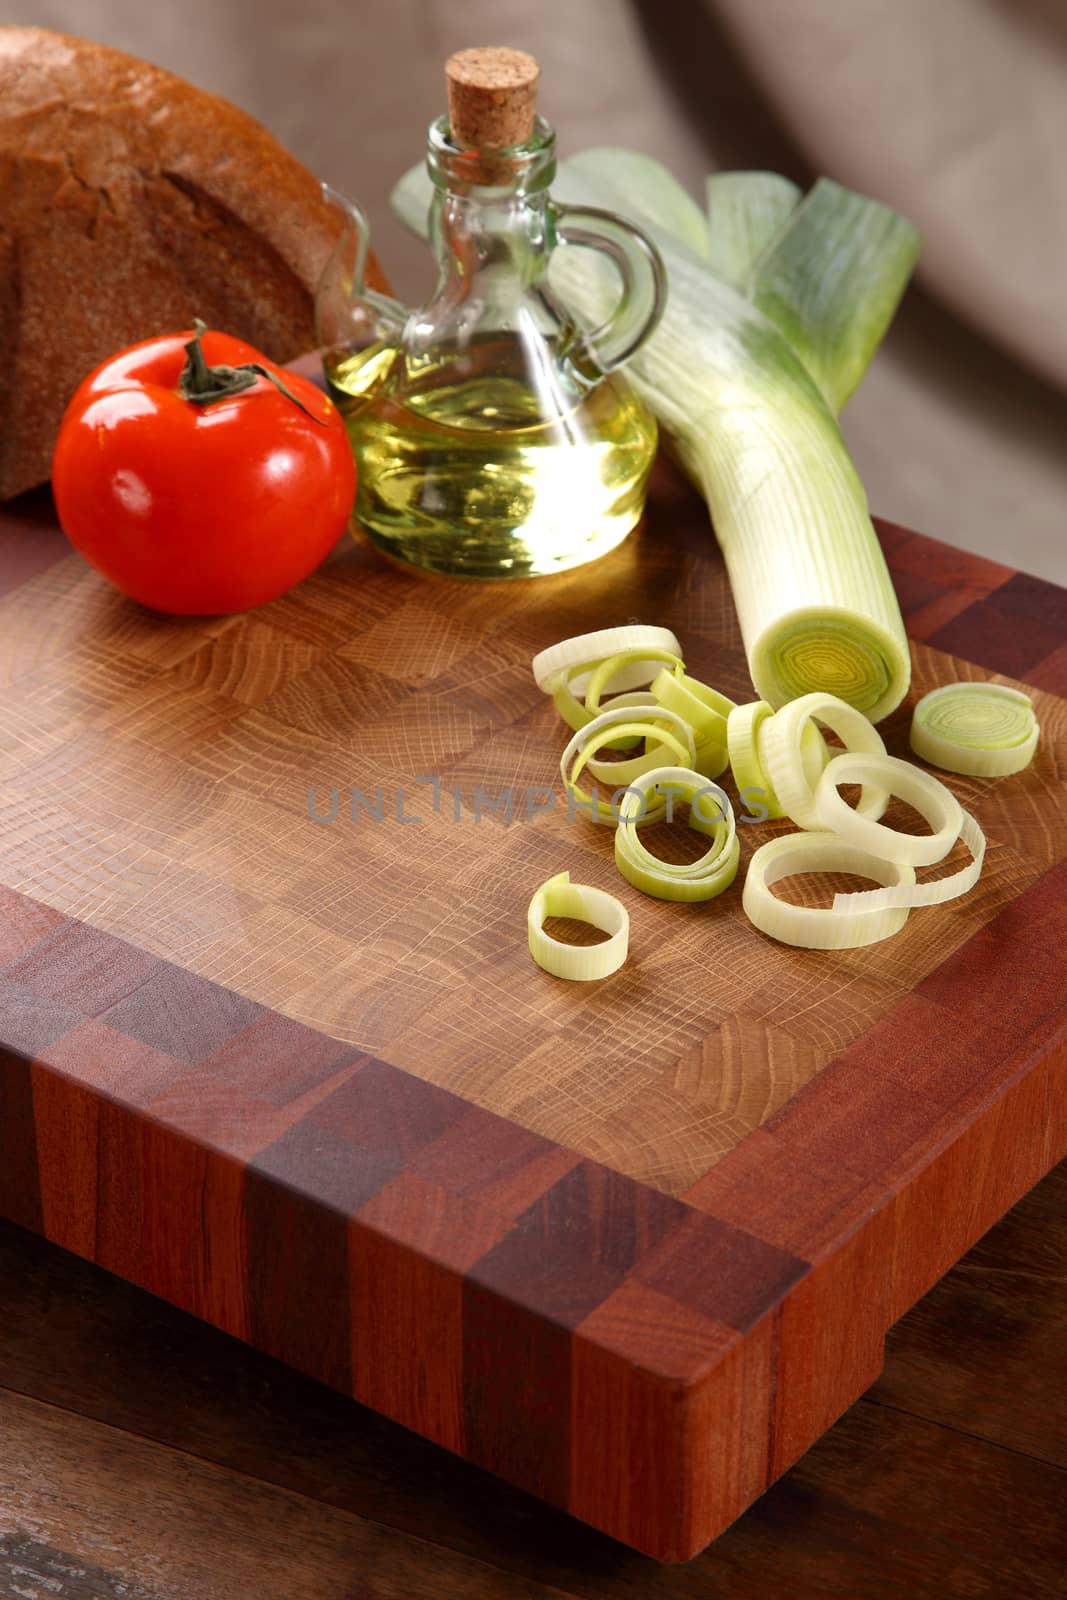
[325,335,657,579]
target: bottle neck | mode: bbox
[426,112,556,203]
[428,192,548,310]
[425,114,558,298]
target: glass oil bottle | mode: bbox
[317,47,664,579]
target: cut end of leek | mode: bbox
[752,610,909,726]
[528,871,629,980]
[910,682,1040,778]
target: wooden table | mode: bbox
[1,421,1065,1563]
[0,1163,1063,1598]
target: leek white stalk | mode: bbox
[394,159,917,722]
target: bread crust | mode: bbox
[0,25,387,499]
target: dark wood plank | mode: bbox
[0,1159,1063,1598]
[732,1404,1067,1600]
[868,1158,1067,1468]
[0,1388,572,1600]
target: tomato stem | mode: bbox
[178,319,326,424]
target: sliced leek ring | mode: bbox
[650,666,735,742]
[814,751,963,867]
[553,648,683,748]
[583,649,685,714]
[759,691,889,830]
[727,701,783,817]
[743,834,916,948]
[615,766,740,901]
[726,701,825,816]
[819,755,966,870]
[651,667,733,780]
[553,685,656,749]
[528,871,629,980]
[910,682,1040,777]
[532,626,683,694]
[832,810,986,913]
[560,704,697,824]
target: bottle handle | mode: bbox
[316,183,408,353]
[551,204,665,382]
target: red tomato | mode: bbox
[52,327,356,615]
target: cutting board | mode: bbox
[1,385,1065,1560]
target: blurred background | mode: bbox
[7,0,1065,580]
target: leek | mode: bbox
[813,752,963,867]
[910,683,1040,777]
[528,872,629,980]
[559,703,696,823]
[705,171,801,289]
[393,157,919,722]
[614,767,740,902]
[743,835,916,949]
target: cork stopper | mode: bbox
[446,47,540,149]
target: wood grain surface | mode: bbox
[1,399,1065,1559]
[0,1158,1063,1600]
[0,472,1064,1194]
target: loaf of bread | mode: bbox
[0,26,387,500]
